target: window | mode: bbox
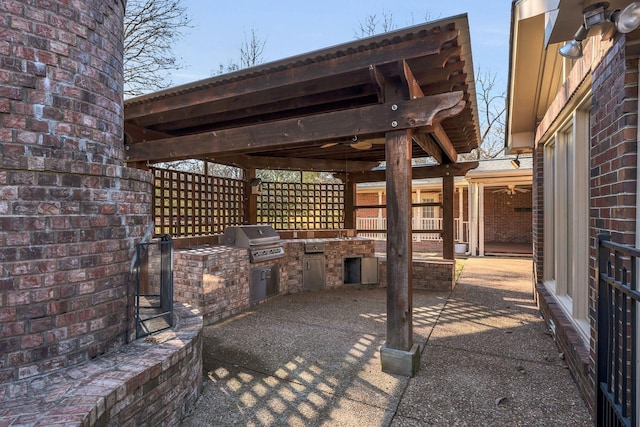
[543,97,590,341]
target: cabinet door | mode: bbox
[303,256,325,290]
[265,265,279,297]
[361,257,379,285]
[249,267,266,303]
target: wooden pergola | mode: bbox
[124,14,480,376]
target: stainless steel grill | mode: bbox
[223,225,285,263]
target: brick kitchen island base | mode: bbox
[174,237,458,326]
[174,238,377,325]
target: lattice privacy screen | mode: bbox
[258,182,344,230]
[152,167,244,237]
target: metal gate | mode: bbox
[134,235,174,338]
[597,233,639,427]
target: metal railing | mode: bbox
[356,217,469,243]
[597,233,638,427]
[134,235,174,339]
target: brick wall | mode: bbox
[532,145,544,288]
[174,246,251,325]
[483,188,532,243]
[0,302,202,426]
[0,0,154,385]
[379,258,455,291]
[356,192,383,218]
[530,32,639,416]
[587,31,640,414]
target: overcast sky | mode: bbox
[166,0,512,88]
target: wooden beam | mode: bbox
[349,161,479,183]
[144,84,377,133]
[430,123,458,164]
[400,60,424,100]
[442,174,455,260]
[412,61,465,85]
[125,29,459,121]
[244,167,258,225]
[421,74,467,95]
[208,154,380,173]
[412,133,443,164]
[125,92,465,163]
[369,65,386,103]
[385,128,413,352]
[343,176,356,229]
[355,202,441,209]
[124,123,172,143]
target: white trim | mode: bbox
[544,280,590,342]
[555,128,569,295]
[543,141,555,282]
[458,187,464,243]
[571,108,589,320]
[478,183,485,257]
[468,183,478,256]
[541,94,591,346]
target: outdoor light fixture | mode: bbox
[615,2,640,33]
[558,25,589,59]
[250,178,263,195]
[511,154,521,169]
[559,2,640,59]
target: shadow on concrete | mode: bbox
[181,258,592,426]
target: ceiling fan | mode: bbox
[493,185,530,196]
[320,136,385,150]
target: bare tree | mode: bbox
[355,10,397,38]
[215,28,267,75]
[463,69,506,160]
[124,0,191,97]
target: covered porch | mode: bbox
[124,16,481,376]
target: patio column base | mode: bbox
[380,343,420,377]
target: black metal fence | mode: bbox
[597,233,638,427]
[134,235,174,338]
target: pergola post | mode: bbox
[380,128,419,377]
[343,174,356,230]
[244,167,258,225]
[442,174,455,260]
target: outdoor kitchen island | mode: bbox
[173,234,378,325]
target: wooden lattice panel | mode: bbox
[258,182,344,230]
[152,167,244,237]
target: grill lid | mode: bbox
[223,225,280,248]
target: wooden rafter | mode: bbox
[209,154,379,173]
[400,59,424,100]
[369,65,386,103]
[429,123,458,163]
[412,134,444,164]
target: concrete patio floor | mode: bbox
[181,257,592,426]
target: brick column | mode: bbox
[0,0,153,384]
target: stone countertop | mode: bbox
[280,237,373,243]
[176,237,374,252]
[175,244,237,255]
